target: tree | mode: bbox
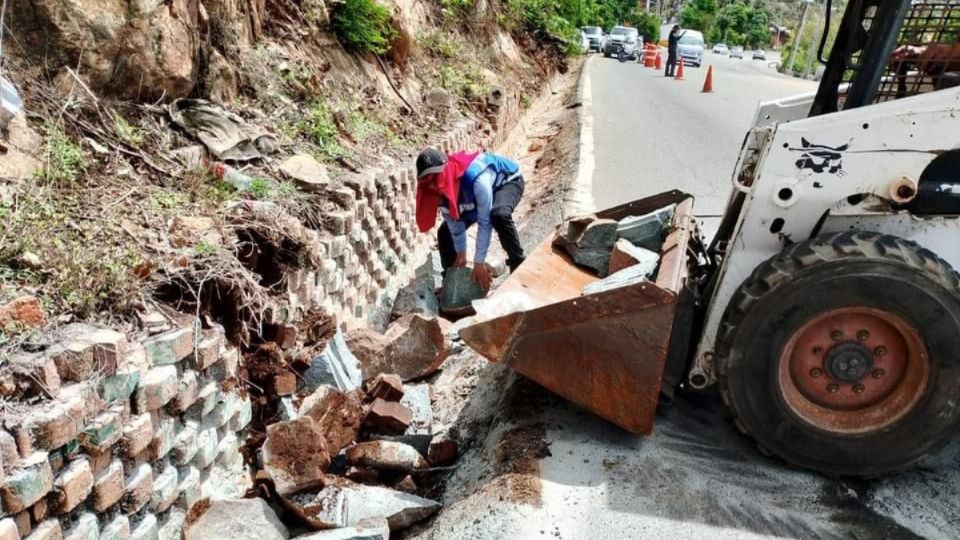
[625,9,661,42]
[706,0,769,47]
[680,0,718,32]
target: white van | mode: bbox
[677,29,705,67]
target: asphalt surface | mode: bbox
[589,51,815,233]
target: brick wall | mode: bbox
[0,323,251,539]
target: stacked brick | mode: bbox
[0,322,252,540]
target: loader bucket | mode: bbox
[460,191,697,434]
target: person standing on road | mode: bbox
[415,148,526,289]
[666,25,687,77]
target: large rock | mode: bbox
[399,384,433,434]
[346,441,428,473]
[279,154,330,191]
[299,479,440,531]
[616,205,675,251]
[554,215,620,277]
[347,315,450,382]
[582,262,655,296]
[439,268,487,311]
[183,498,289,540]
[298,385,364,454]
[302,328,363,392]
[391,277,440,319]
[262,417,330,496]
[12,0,203,101]
[363,399,413,435]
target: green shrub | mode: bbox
[332,0,397,54]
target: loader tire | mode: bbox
[717,231,960,477]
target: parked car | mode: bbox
[604,26,641,60]
[752,49,767,60]
[712,43,729,55]
[581,26,604,52]
[677,30,705,67]
[730,46,744,59]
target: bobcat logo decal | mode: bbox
[789,138,849,176]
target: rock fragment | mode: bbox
[607,238,660,276]
[298,385,364,454]
[616,205,675,251]
[347,315,449,382]
[346,441,428,473]
[301,479,440,531]
[302,328,363,393]
[392,277,440,319]
[183,498,289,540]
[365,374,404,402]
[363,399,413,435]
[439,267,487,311]
[262,417,329,496]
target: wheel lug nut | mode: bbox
[831,330,843,341]
[827,383,839,393]
[857,330,869,341]
[810,368,823,378]
[875,346,887,357]
[853,384,866,395]
[872,368,886,379]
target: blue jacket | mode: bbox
[440,153,521,263]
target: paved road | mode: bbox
[588,52,815,226]
[518,54,960,540]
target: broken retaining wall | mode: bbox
[0,85,524,539]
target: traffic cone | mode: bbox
[702,65,714,92]
[675,58,685,80]
[655,52,662,70]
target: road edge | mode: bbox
[562,54,597,219]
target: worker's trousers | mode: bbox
[437,177,526,273]
[665,51,678,77]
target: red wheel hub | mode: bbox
[778,307,929,433]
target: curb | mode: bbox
[562,54,597,220]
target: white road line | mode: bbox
[563,55,597,218]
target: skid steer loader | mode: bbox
[461,0,960,477]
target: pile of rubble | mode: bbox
[555,205,675,293]
[176,258,461,538]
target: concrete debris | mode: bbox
[0,295,45,332]
[439,267,487,311]
[183,498,289,540]
[345,466,380,484]
[262,417,330,496]
[365,374,405,402]
[299,478,440,531]
[391,277,440,319]
[399,384,433,434]
[427,437,459,467]
[582,263,654,296]
[298,386,364,454]
[346,441,428,473]
[554,215,619,276]
[302,328,363,393]
[391,476,418,494]
[414,251,444,289]
[368,434,433,457]
[472,291,537,323]
[278,397,298,421]
[616,204,675,251]
[293,517,390,539]
[347,315,450,382]
[608,238,660,276]
[363,399,413,435]
[279,154,331,191]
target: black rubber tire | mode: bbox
[716,231,960,477]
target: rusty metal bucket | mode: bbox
[459,191,697,434]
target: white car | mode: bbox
[730,46,744,59]
[713,43,729,54]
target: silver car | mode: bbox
[604,26,641,60]
[581,26,604,52]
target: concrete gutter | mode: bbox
[562,54,597,219]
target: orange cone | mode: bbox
[675,58,685,80]
[702,65,714,92]
[655,52,662,70]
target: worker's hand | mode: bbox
[472,263,493,290]
[453,252,468,267]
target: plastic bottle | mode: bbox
[212,162,252,191]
